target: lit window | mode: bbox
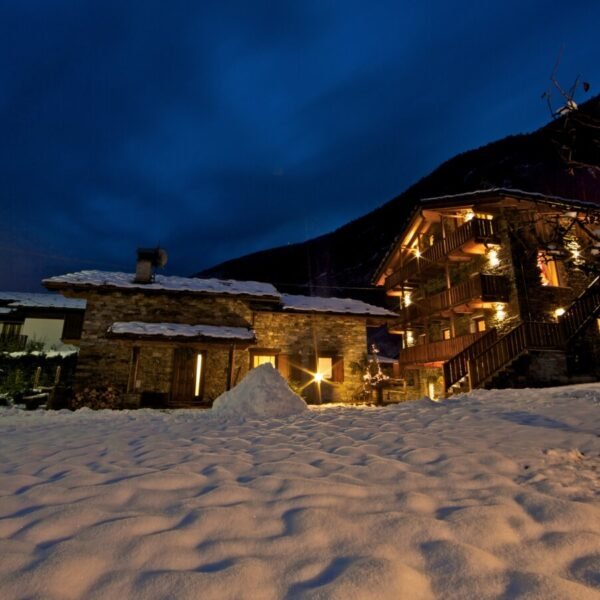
[442,329,451,340]
[474,318,486,332]
[537,251,561,287]
[194,353,203,397]
[317,356,333,380]
[252,354,276,368]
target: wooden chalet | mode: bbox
[373,188,600,398]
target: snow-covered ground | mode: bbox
[0,385,599,599]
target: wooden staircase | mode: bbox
[560,276,600,341]
[443,277,600,395]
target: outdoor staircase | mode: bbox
[443,277,600,395]
[560,276,600,342]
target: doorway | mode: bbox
[171,348,205,405]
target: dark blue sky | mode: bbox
[2,0,599,291]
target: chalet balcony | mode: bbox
[396,274,509,324]
[385,218,500,291]
[397,330,488,365]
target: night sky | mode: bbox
[2,1,599,291]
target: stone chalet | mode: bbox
[373,188,600,399]
[44,253,397,408]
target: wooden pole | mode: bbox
[33,366,41,389]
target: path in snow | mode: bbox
[0,385,599,599]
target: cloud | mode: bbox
[1,0,599,289]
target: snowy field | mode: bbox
[0,385,599,599]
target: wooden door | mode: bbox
[171,349,204,405]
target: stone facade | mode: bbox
[252,311,366,402]
[61,289,372,408]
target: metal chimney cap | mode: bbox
[136,247,168,268]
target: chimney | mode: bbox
[134,247,168,283]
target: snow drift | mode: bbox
[212,363,308,418]
[0,384,599,599]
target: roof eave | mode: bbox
[43,280,280,303]
[106,331,257,344]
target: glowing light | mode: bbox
[313,372,324,383]
[565,235,584,266]
[406,331,415,346]
[495,304,506,321]
[403,291,412,307]
[464,210,475,222]
[415,248,421,258]
[487,248,500,267]
[554,307,566,318]
[194,353,203,397]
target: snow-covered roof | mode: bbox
[44,270,280,299]
[6,349,79,359]
[0,292,86,310]
[420,187,600,210]
[372,187,600,284]
[43,270,396,317]
[108,321,256,342]
[281,294,397,317]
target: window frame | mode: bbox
[537,250,562,287]
[249,348,280,370]
[315,352,344,383]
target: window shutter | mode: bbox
[277,353,290,379]
[332,356,344,383]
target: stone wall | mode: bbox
[253,311,367,402]
[68,290,255,402]
[61,289,370,407]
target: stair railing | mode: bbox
[443,278,600,395]
[442,327,499,393]
[560,276,600,341]
[466,321,562,391]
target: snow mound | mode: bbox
[212,363,308,418]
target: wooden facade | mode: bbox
[375,189,600,398]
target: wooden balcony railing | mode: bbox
[466,321,562,391]
[560,276,600,341]
[398,330,488,364]
[400,274,509,323]
[385,218,500,290]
